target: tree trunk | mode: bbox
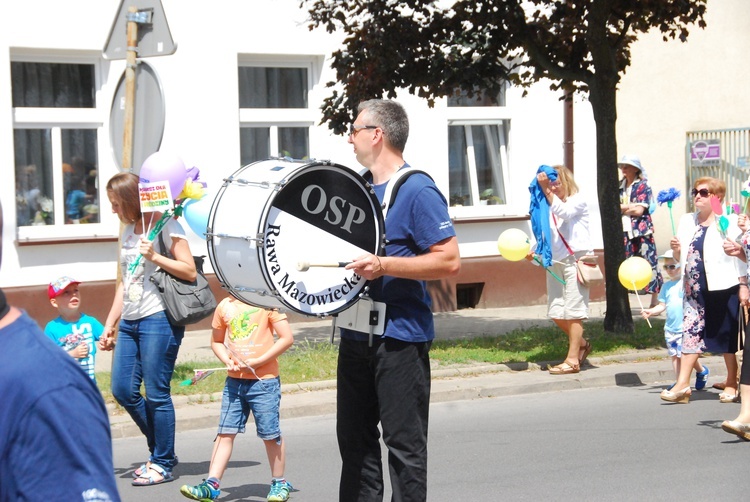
[589,80,635,333]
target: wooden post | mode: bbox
[123,5,139,173]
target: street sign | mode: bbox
[109,61,165,173]
[690,139,721,167]
[103,0,176,60]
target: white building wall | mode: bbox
[0,0,605,290]
[617,0,750,254]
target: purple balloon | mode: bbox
[139,152,188,199]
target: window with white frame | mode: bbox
[238,59,317,165]
[11,56,109,239]
[447,87,510,211]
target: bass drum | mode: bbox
[207,158,384,316]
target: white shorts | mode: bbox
[546,255,590,320]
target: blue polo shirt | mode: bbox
[341,169,455,343]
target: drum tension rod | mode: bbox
[223,177,276,189]
[204,232,263,245]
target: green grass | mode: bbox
[96,318,666,405]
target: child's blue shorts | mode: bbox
[217,376,281,441]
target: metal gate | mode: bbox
[686,127,750,212]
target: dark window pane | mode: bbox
[448,126,472,206]
[238,67,308,108]
[448,123,508,207]
[240,127,270,165]
[14,129,54,226]
[278,127,309,159]
[472,125,506,205]
[448,85,505,107]
[11,62,95,108]
[62,129,100,224]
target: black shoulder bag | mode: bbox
[149,232,217,326]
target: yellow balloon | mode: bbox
[618,256,653,290]
[497,229,531,262]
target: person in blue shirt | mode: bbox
[45,276,104,383]
[642,249,708,392]
[0,202,120,501]
[339,99,461,502]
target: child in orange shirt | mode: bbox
[180,297,294,502]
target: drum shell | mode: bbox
[207,158,384,316]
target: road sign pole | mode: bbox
[123,6,139,173]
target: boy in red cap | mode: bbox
[44,276,105,383]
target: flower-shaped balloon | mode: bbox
[657,188,681,205]
[742,178,750,197]
[657,188,681,235]
[178,180,205,201]
[742,177,750,214]
[718,214,729,238]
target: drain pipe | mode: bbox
[564,91,574,172]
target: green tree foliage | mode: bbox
[302,0,706,332]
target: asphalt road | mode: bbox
[112,381,748,501]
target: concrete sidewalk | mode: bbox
[108,296,727,439]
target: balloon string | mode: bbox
[533,256,565,284]
[632,281,652,328]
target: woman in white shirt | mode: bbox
[661,177,746,404]
[535,165,594,375]
[100,172,197,485]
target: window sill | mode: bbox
[15,223,120,246]
[15,234,119,246]
[451,214,530,224]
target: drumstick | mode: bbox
[296,261,352,272]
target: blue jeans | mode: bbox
[111,310,183,470]
[217,376,281,440]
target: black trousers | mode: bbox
[337,337,431,502]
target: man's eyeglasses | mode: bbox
[691,188,710,198]
[349,124,378,136]
[663,264,680,270]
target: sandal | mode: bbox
[132,464,174,486]
[719,392,740,404]
[548,361,580,375]
[132,461,150,479]
[578,340,592,366]
[133,455,178,478]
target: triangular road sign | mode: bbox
[103,0,177,60]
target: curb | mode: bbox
[109,349,690,439]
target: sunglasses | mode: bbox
[662,264,680,270]
[691,188,710,198]
[348,124,378,136]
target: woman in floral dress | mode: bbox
[661,177,747,404]
[619,155,663,308]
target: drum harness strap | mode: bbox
[331,167,433,346]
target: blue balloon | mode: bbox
[182,193,213,239]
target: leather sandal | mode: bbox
[578,340,592,366]
[548,361,580,375]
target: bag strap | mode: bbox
[360,167,433,219]
[552,214,575,257]
[156,231,173,259]
[157,229,205,274]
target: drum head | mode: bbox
[259,162,384,316]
